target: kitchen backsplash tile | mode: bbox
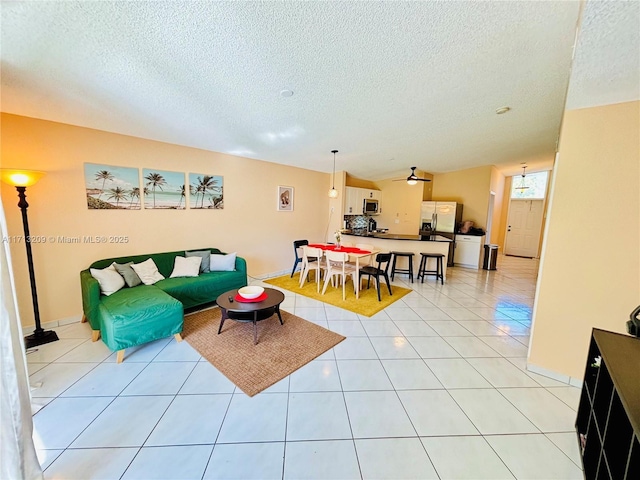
[344,215,369,230]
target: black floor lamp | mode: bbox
[1,169,59,348]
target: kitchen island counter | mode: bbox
[342,233,451,280]
[341,231,452,242]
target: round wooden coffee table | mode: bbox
[215,288,285,345]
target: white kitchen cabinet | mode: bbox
[344,187,381,215]
[355,189,366,213]
[364,189,378,200]
[344,187,360,214]
[454,235,485,269]
[344,187,352,214]
[372,190,382,212]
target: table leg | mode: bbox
[253,311,258,345]
[355,257,360,299]
[218,308,228,334]
[276,305,284,325]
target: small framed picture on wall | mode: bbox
[277,186,294,212]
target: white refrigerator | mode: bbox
[420,201,464,267]
[420,201,463,234]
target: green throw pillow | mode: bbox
[186,250,211,273]
[114,261,142,287]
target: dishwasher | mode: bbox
[454,235,485,269]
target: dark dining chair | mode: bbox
[358,252,393,301]
[291,240,318,278]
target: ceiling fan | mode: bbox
[393,167,431,185]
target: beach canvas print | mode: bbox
[189,173,224,209]
[142,169,186,209]
[84,163,141,209]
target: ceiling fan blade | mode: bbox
[392,177,431,182]
[390,167,431,182]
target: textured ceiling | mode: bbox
[0,1,606,180]
[565,0,640,110]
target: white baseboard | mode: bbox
[250,269,291,281]
[21,314,83,336]
[20,270,294,336]
[18,271,293,335]
[526,361,583,388]
[569,376,583,388]
[59,314,83,326]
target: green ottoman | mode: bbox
[99,285,184,362]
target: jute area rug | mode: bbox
[264,272,412,317]
[182,307,345,397]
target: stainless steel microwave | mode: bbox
[363,199,379,215]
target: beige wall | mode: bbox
[329,171,346,240]
[345,173,378,189]
[497,176,512,248]
[1,113,330,327]
[536,169,553,258]
[375,177,425,235]
[496,163,554,255]
[432,165,493,229]
[529,101,640,379]
[488,166,505,245]
[421,173,434,201]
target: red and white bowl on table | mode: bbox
[238,286,264,300]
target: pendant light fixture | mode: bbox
[515,164,529,191]
[328,150,339,198]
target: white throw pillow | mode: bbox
[90,263,125,296]
[209,252,237,271]
[170,256,202,278]
[131,258,165,285]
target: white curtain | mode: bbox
[0,196,43,479]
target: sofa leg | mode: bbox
[81,315,87,323]
[116,350,125,363]
[91,330,100,342]
[174,333,183,343]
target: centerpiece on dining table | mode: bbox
[334,230,341,249]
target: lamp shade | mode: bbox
[0,169,46,187]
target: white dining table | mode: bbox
[308,244,379,299]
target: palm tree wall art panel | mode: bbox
[84,163,141,210]
[142,169,186,210]
[189,173,224,209]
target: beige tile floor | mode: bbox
[30,255,583,479]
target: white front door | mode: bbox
[505,199,544,258]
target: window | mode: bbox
[511,171,548,199]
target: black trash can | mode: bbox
[483,244,498,271]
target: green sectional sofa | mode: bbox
[80,248,247,362]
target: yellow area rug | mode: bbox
[183,308,345,397]
[264,273,412,317]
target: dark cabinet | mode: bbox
[576,329,640,479]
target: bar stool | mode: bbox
[390,251,414,283]
[417,253,444,285]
